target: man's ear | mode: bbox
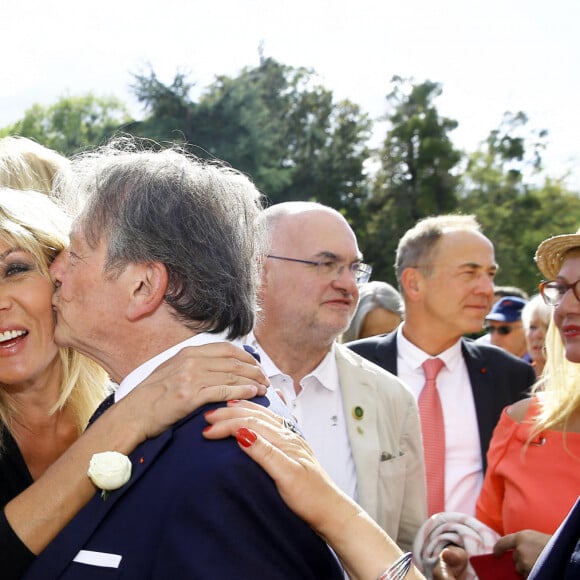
[256,257,270,302]
[400,267,422,302]
[126,262,168,321]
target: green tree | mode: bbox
[362,76,462,283]
[0,94,131,156]
[458,112,580,293]
[129,58,372,218]
[128,69,194,144]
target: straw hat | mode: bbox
[535,227,580,279]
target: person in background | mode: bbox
[493,285,530,303]
[521,294,551,378]
[24,140,343,578]
[348,215,534,518]
[433,226,580,579]
[484,295,530,360]
[475,285,529,345]
[341,280,404,342]
[246,201,426,551]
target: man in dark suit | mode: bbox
[348,215,535,517]
[23,139,343,579]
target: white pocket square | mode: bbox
[73,549,122,568]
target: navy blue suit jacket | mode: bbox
[530,496,580,579]
[347,332,535,471]
[23,395,343,579]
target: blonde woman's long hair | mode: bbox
[0,137,70,196]
[0,188,108,452]
[530,317,580,438]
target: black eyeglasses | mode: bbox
[539,278,580,306]
[484,324,520,336]
[267,255,372,286]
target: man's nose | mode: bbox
[476,273,495,296]
[332,264,358,292]
[49,251,64,285]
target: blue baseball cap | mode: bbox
[486,296,528,323]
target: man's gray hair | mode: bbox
[66,137,264,339]
[395,214,481,282]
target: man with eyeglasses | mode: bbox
[244,201,427,552]
[348,215,535,518]
[484,295,531,361]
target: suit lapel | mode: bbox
[24,425,175,579]
[376,332,398,373]
[335,344,381,518]
[461,339,494,469]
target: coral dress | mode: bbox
[476,397,580,535]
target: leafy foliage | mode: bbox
[362,76,462,283]
[0,94,131,156]
[458,112,580,294]
[129,58,372,214]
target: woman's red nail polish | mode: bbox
[236,427,257,448]
[203,425,213,433]
[227,399,241,405]
[204,409,216,419]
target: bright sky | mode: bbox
[2,0,579,188]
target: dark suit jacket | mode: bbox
[529,495,580,579]
[23,396,343,579]
[347,332,535,471]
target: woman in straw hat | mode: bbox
[521,226,580,579]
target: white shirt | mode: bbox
[114,332,245,402]
[396,327,483,515]
[246,333,358,502]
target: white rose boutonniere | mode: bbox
[88,451,132,500]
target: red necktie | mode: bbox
[419,357,446,516]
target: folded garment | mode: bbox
[412,512,501,579]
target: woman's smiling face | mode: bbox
[0,241,60,390]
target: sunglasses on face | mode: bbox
[484,324,518,336]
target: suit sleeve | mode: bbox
[150,416,344,579]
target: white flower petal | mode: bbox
[88,451,132,491]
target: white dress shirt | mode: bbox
[246,333,358,501]
[396,328,483,515]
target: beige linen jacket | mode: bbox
[335,343,427,552]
